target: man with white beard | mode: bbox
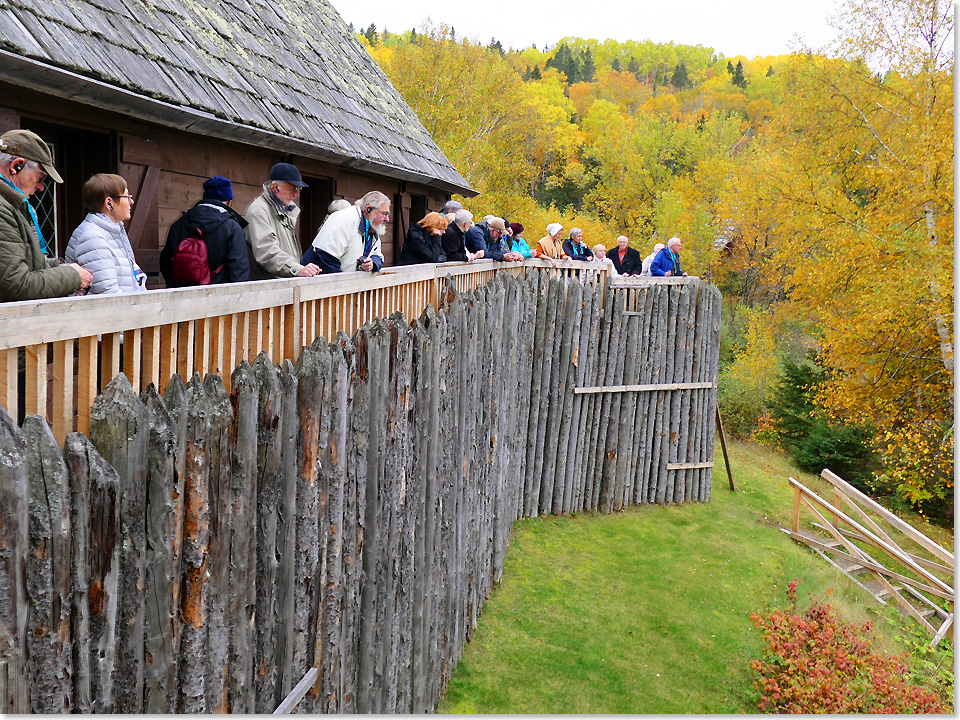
[307,190,387,273]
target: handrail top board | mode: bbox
[0,260,693,350]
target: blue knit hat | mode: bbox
[202,176,234,202]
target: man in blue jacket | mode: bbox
[650,236,688,277]
[465,216,523,262]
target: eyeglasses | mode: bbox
[25,160,47,183]
[111,194,135,202]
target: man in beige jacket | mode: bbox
[244,162,320,280]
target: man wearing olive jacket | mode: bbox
[0,129,91,301]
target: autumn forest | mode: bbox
[357,0,953,522]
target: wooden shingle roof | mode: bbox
[0,0,475,195]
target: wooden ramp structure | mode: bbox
[785,469,954,646]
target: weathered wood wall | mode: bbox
[0,272,720,713]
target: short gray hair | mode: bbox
[454,208,474,228]
[356,190,391,211]
[667,236,681,249]
[328,199,351,213]
[569,227,582,239]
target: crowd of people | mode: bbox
[0,127,688,304]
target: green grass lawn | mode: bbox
[438,439,953,714]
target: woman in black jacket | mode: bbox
[396,211,448,266]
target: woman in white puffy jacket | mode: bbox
[65,173,147,294]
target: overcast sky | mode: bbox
[327,0,845,59]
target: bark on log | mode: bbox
[63,432,119,714]
[140,384,181,714]
[253,354,282,713]
[228,361,258,714]
[175,374,210,714]
[274,361,299,708]
[23,416,72,713]
[89,374,150,714]
[0,408,29,714]
[203,374,233,712]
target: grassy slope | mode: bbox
[438,439,953,714]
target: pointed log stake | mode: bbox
[0,407,29,714]
[64,432,120,714]
[203,374,234,713]
[176,374,211,713]
[140,384,180,714]
[23,416,72,713]
[228,361,259,714]
[89,374,151,714]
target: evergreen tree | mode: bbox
[726,60,734,75]
[581,47,596,82]
[766,65,774,77]
[489,37,505,55]
[671,61,689,88]
[530,64,542,80]
[731,60,748,88]
[410,27,417,44]
[610,57,622,72]
[364,23,377,46]
[546,43,579,83]
[626,55,640,80]
[348,22,354,33]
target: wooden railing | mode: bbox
[787,469,954,645]
[0,258,608,443]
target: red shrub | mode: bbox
[750,579,947,714]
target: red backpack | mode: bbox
[169,228,222,286]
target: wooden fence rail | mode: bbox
[0,269,720,713]
[786,469,954,646]
[0,258,603,443]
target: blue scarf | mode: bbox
[1,175,48,253]
[668,249,681,275]
[359,215,377,259]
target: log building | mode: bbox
[0,0,474,282]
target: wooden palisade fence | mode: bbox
[0,264,721,713]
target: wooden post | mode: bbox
[140,385,181,714]
[0,407,29,714]
[89,374,150,714]
[176,375,211,713]
[63,432,120,713]
[203,374,234,713]
[253,353,283,713]
[52,339,74,443]
[22,416,72,713]
[715,406,735,491]
[228,361,259,714]
[274,361,299,708]
[291,345,324,712]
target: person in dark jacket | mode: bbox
[465,216,523,262]
[442,208,482,262]
[396,211,448,266]
[649,236,688,277]
[563,227,594,261]
[160,175,250,286]
[608,234,642,276]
